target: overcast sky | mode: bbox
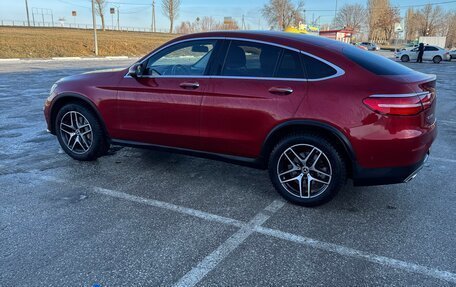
[1,0,455,31]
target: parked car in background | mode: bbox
[358,42,380,51]
[449,49,456,60]
[44,31,437,206]
[395,45,450,63]
[354,43,368,51]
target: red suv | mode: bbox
[44,31,437,206]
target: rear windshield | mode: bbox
[343,46,414,75]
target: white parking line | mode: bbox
[255,226,456,284]
[41,176,456,284]
[431,157,456,164]
[94,187,244,228]
[439,120,456,126]
[172,201,284,287]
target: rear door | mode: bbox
[424,46,439,60]
[201,40,308,158]
[115,39,219,150]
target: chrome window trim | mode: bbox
[124,36,345,81]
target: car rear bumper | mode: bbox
[352,151,429,186]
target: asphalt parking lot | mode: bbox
[1,57,455,286]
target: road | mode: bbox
[0,58,455,286]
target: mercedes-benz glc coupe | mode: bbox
[44,31,437,206]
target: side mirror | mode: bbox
[128,63,143,78]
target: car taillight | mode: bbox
[363,92,433,116]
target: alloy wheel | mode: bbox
[59,111,93,154]
[276,144,332,199]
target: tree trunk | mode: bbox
[101,14,105,31]
[169,18,173,33]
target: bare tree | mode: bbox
[162,0,181,33]
[367,0,400,43]
[175,16,240,34]
[94,0,106,31]
[200,16,218,32]
[262,0,305,30]
[446,12,456,48]
[216,19,240,30]
[334,4,366,32]
[415,4,445,37]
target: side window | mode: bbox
[221,40,281,77]
[275,49,305,78]
[144,40,215,76]
[424,46,438,51]
[301,53,337,79]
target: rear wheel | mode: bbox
[268,134,347,207]
[401,55,410,62]
[55,103,109,161]
[433,56,442,63]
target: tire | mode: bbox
[401,55,410,62]
[55,103,109,161]
[433,56,442,64]
[268,134,347,207]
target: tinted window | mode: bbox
[300,54,337,79]
[424,46,438,51]
[145,40,215,76]
[343,45,414,75]
[221,40,281,77]
[275,50,305,78]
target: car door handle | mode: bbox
[269,87,293,95]
[179,82,200,90]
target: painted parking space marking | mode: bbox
[40,175,456,284]
[172,200,285,287]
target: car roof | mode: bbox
[170,30,350,53]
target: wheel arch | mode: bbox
[49,93,109,138]
[261,120,356,177]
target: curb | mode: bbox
[0,56,133,62]
[0,58,21,62]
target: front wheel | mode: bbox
[55,103,109,161]
[268,134,347,207]
[401,55,410,62]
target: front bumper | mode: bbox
[353,151,429,186]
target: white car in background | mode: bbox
[396,45,450,63]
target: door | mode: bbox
[115,39,218,150]
[201,40,308,158]
[409,48,418,61]
[423,46,439,60]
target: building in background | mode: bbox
[319,28,353,43]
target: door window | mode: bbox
[144,40,215,76]
[221,40,281,77]
[424,46,438,51]
[275,49,305,78]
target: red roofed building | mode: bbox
[319,28,354,43]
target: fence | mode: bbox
[0,19,170,33]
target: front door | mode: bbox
[115,39,218,150]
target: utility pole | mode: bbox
[241,15,246,30]
[24,0,30,26]
[334,0,338,27]
[91,0,98,55]
[151,0,156,32]
[117,7,120,30]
